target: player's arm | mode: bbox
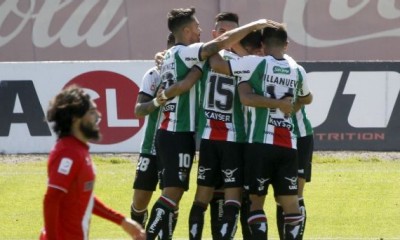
[238,81,293,115]
[158,66,202,100]
[208,53,231,75]
[293,65,312,112]
[292,93,312,113]
[43,187,65,240]
[297,93,313,105]
[200,19,280,60]
[231,42,250,57]
[294,92,312,110]
[43,152,82,240]
[93,196,146,240]
[134,93,165,118]
[135,68,167,118]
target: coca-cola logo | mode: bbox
[284,0,400,47]
[1,0,399,61]
[0,0,126,48]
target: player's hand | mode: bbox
[252,19,281,30]
[278,97,293,116]
[155,50,166,70]
[121,218,146,240]
[265,19,281,29]
[156,88,169,105]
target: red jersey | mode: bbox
[41,136,124,240]
[44,136,95,239]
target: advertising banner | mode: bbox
[0,61,153,153]
[0,61,399,153]
[0,0,399,62]
[303,61,400,150]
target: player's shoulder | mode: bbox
[283,54,296,63]
[236,54,264,63]
[52,137,87,161]
[143,66,160,78]
[283,54,305,71]
[175,42,203,50]
[243,55,268,68]
[220,49,239,60]
[230,55,265,71]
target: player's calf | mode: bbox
[283,213,304,240]
[130,204,148,227]
[146,196,177,240]
[189,202,207,240]
[219,200,241,240]
[247,210,268,240]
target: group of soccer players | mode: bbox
[131,7,314,240]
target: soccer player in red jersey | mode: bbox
[40,85,146,240]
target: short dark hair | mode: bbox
[167,32,175,48]
[215,12,239,25]
[167,7,196,33]
[240,30,262,49]
[261,24,288,48]
[47,85,91,138]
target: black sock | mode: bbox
[276,203,284,240]
[247,210,268,240]
[210,192,224,239]
[240,194,251,240]
[158,209,179,240]
[219,200,240,240]
[188,202,207,240]
[172,209,179,233]
[298,198,306,239]
[284,213,304,240]
[130,204,148,228]
[146,196,176,240]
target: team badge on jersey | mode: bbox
[178,168,188,182]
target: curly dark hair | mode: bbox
[167,7,196,33]
[46,85,91,138]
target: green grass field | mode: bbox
[0,153,399,239]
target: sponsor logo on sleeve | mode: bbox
[58,158,73,175]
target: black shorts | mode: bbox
[156,129,195,191]
[297,135,313,182]
[243,143,298,196]
[198,139,244,188]
[133,153,162,191]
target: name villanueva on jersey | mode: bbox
[264,74,298,89]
